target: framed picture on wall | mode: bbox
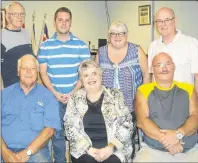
[1,8,7,29]
[138,5,151,26]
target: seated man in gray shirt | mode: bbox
[134,52,198,162]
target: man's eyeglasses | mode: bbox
[153,62,174,69]
[9,12,26,17]
[110,32,126,37]
[155,17,175,26]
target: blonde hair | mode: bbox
[107,20,128,41]
[17,54,39,72]
[78,59,101,79]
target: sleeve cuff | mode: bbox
[44,121,62,131]
[38,59,47,64]
[109,137,123,150]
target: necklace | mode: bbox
[86,93,104,107]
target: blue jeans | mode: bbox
[51,102,66,163]
[1,145,52,162]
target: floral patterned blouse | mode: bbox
[64,86,134,162]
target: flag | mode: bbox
[38,14,49,49]
[42,23,49,42]
[31,21,36,55]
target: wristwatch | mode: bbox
[26,149,33,156]
[176,130,183,140]
[176,130,185,145]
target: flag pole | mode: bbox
[32,10,36,55]
[36,13,47,55]
[32,10,36,42]
[32,10,36,25]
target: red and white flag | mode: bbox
[38,14,49,49]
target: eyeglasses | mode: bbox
[110,32,126,37]
[9,12,26,17]
[155,17,175,26]
[56,18,71,24]
[153,62,174,69]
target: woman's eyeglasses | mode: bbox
[110,32,126,37]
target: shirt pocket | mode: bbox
[2,105,20,125]
[30,104,45,131]
[2,112,19,125]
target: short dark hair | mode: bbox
[54,7,72,21]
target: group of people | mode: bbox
[1,1,198,163]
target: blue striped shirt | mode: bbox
[38,32,90,94]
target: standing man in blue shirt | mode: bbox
[38,7,90,163]
[1,54,61,163]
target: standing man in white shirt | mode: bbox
[148,7,198,93]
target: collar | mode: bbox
[52,32,74,42]
[160,29,181,44]
[5,27,21,32]
[154,81,176,91]
[16,82,38,94]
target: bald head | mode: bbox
[155,7,175,20]
[154,7,177,38]
[6,2,25,13]
[152,52,175,85]
[152,52,174,67]
[6,1,25,30]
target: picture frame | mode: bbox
[1,8,7,29]
[138,5,151,26]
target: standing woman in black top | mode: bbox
[64,59,134,163]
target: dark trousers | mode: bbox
[71,154,121,163]
[131,110,137,159]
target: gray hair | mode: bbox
[78,59,101,79]
[107,20,128,42]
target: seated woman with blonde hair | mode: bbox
[64,59,134,163]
